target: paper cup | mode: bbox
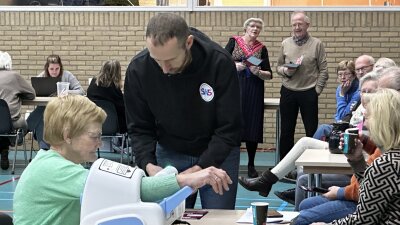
[57,82,70,97]
[251,202,268,225]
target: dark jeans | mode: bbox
[156,144,239,209]
[0,137,10,150]
[279,86,318,160]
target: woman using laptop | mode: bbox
[37,54,84,95]
[28,54,85,150]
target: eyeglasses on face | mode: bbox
[337,72,353,77]
[87,131,102,141]
[355,64,373,73]
[360,89,377,94]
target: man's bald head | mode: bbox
[355,55,375,79]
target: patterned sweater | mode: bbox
[332,150,400,225]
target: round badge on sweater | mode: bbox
[199,83,214,102]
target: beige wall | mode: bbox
[1,11,399,149]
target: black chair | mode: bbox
[92,100,130,164]
[0,99,27,174]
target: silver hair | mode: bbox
[373,57,397,73]
[291,11,311,24]
[380,66,400,90]
[243,18,264,30]
[359,70,381,87]
[0,51,12,70]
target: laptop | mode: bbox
[31,77,61,97]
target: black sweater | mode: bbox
[124,29,241,170]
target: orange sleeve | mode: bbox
[343,147,382,201]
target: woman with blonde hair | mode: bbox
[312,88,400,224]
[14,95,232,225]
[87,59,126,133]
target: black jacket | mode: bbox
[124,28,241,169]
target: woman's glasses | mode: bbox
[87,131,102,142]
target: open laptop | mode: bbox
[31,76,61,97]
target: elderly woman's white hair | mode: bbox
[0,51,12,70]
[243,18,264,31]
[373,57,397,74]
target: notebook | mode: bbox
[31,77,61,97]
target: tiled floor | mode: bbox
[0,148,295,217]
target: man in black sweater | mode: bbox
[124,13,241,209]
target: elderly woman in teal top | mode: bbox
[14,95,232,225]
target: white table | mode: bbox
[264,98,280,165]
[295,149,353,196]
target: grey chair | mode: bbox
[92,100,130,165]
[0,99,27,174]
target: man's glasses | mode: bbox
[355,64,373,73]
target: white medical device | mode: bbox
[80,158,192,225]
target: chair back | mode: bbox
[0,99,13,133]
[92,100,119,135]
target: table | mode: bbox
[295,149,352,196]
[22,97,54,106]
[264,98,280,165]
[187,209,290,225]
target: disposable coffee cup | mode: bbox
[57,82,70,97]
[343,133,358,154]
[251,202,268,225]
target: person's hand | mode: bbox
[180,165,202,174]
[322,186,339,200]
[340,80,351,96]
[235,62,246,72]
[146,163,163,176]
[176,166,233,195]
[339,134,364,161]
[284,67,296,77]
[249,65,261,75]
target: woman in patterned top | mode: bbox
[225,17,272,178]
[312,88,400,225]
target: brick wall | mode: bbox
[1,11,399,149]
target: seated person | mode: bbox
[372,57,396,74]
[27,54,85,150]
[87,59,126,133]
[239,71,380,208]
[0,51,36,170]
[313,60,360,140]
[275,71,381,210]
[311,88,400,225]
[13,95,232,225]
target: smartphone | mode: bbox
[300,185,329,194]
